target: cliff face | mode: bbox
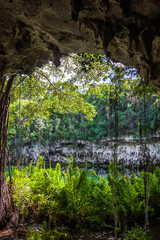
[20,139,160,166]
[1,0,160,88]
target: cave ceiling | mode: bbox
[0,0,160,87]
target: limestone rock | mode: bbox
[20,139,160,166]
[0,0,160,87]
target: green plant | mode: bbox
[27,223,69,240]
[123,225,148,240]
[11,161,160,233]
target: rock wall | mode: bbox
[20,139,160,166]
[1,0,160,88]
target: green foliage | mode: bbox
[8,54,160,149]
[149,167,160,216]
[28,224,69,240]
[11,159,160,235]
[123,225,147,240]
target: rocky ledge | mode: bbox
[20,138,160,166]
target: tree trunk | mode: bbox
[113,149,118,239]
[144,168,149,230]
[154,111,158,136]
[143,88,150,230]
[114,93,118,239]
[139,119,142,142]
[38,128,41,156]
[0,75,17,229]
[14,130,17,163]
[17,81,21,167]
[114,98,118,140]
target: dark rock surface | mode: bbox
[0,0,160,87]
[20,139,160,166]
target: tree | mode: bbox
[0,75,18,229]
[2,53,159,229]
[0,53,112,228]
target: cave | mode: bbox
[0,0,160,87]
[0,0,160,230]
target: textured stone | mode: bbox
[20,139,160,166]
[0,0,160,87]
